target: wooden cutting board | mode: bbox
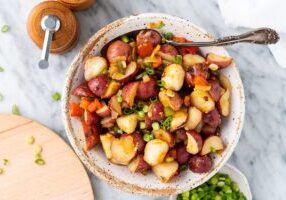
[0,114,94,200]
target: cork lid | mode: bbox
[27,1,79,54]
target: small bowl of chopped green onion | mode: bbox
[170,164,252,200]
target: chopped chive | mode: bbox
[157,21,165,29]
[210,146,217,153]
[1,25,10,33]
[142,105,149,113]
[26,135,35,145]
[122,107,134,115]
[174,55,183,65]
[157,80,165,87]
[33,144,43,155]
[0,93,3,101]
[161,37,166,44]
[3,159,9,165]
[150,96,158,103]
[137,111,145,119]
[52,92,61,101]
[35,158,45,165]
[139,122,146,129]
[0,66,4,72]
[143,133,154,142]
[116,90,122,103]
[164,107,175,116]
[164,32,174,40]
[121,35,130,43]
[12,104,20,115]
[0,168,3,175]
[180,164,188,171]
[145,67,155,75]
[152,122,160,130]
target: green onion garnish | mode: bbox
[164,32,174,40]
[161,37,166,44]
[157,80,165,87]
[143,132,154,142]
[3,159,9,165]
[52,92,61,101]
[140,122,146,129]
[180,164,188,171]
[164,107,175,117]
[137,111,145,119]
[1,25,10,33]
[145,67,155,75]
[157,21,165,29]
[116,90,123,103]
[0,66,4,72]
[174,55,183,65]
[152,122,160,130]
[12,104,20,115]
[150,96,158,103]
[0,168,4,175]
[122,107,135,115]
[160,116,172,130]
[121,35,130,43]
[26,135,35,145]
[142,105,149,113]
[35,158,45,165]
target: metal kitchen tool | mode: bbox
[38,15,60,69]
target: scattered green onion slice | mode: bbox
[33,144,43,154]
[152,122,160,130]
[164,107,175,117]
[150,96,158,103]
[35,158,45,165]
[161,37,166,44]
[160,116,172,130]
[0,66,4,72]
[0,168,3,175]
[122,107,135,115]
[164,32,174,40]
[137,111,145,119]
[157,80,165,87]
[142,105,149,113]
[3,159,9,165]
[145,67,155,75]
[157,21,165,29]
[210,146,217,153]
[1,25,10,33]
[139,122,146,129]
[121,35,130,43]
[12,104,20,115]
[116,90,123,103]
[0,93,3,102]
[143,132,154,142]
[26,136,35,145]
[180,164,188,171]
[52,92,61,101]
[174,55,183,65]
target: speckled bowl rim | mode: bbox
[62,13,245,196]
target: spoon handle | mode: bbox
[167,28,279,47]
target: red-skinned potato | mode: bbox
[184,107,202,131]
[85,133,100,151]
[209,79,222,102]
[201,125,217,138]
[159,89,183,111]
[175,129,187,143]
[122,82,139,107]
[110,134,137,165]
[128,154,150,173]
[148,101,165,122]
[189,155,212,173]
[160,44,178,55]
[96,103,111,117]
[100,133,115,159]
[110,61,139,83]
[84,56,108,81]
[144,116,152,130]
[106,40,131,63]
[116,114,138,134]
[153,129,175,147]
[144,139,169,166]
[186,131,203,154]
[101,117,116,128]
[176,143,190,164]
[162,64,185,91]
[136,30,161,47]
[218,89,230,117]
[88,75,109,97]
[207,53,233,68]
[132,131,146,153]
[201,135,224,155]
[152,161,179,182]
[109,96,122,115]
[84,110,100,126]
[190,89,215,113]
[170,110,188,131]
[82,123,100,151]
[72,83,96,97]
[136,77,159,100]
[102,80,121,99]
[203,108,221,128]
[183,54,205,70]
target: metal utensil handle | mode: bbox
[39,30,54,68]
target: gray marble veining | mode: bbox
[0,0,285,199]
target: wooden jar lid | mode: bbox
[27,1,79,54]
[57,0,95,10]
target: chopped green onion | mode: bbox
[0,66,4,72]
[1,25,10,33]
[161,37,166,43]
[164,107,175,116]
[121,35,130,43]
[181,191,189,200]
[3,159,9,165]
[0,168,3,175]
[122,107,135,115]
[157,21,165,29]
[143,105,149,113]
[157,80,165,87]
[210,146,217,153]
[174,55,183,65]
[160,116,172,130]
[116,90,123,103]
[140,122,146,129]
[143,133,154,142]
[145,67,155,75]
[12,104,20,115]
[35,158,45,165]
[150,96,158,102]
[180,164,188,171]
[164,32,174,40]
[137,102,145,110]
[152,122,160,130]
[52,92,61,101]
[0,93,3,101]
[33,144,43,155]
[137,111,145,119]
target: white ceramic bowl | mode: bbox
[62,13,245,196]
[169,164,252,200]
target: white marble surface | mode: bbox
[0,0,285,199]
